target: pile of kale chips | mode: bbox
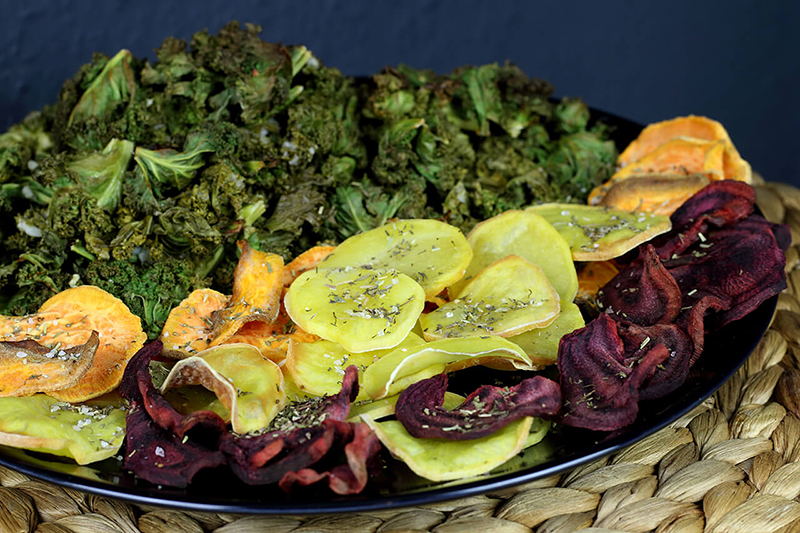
[0,22,617,339]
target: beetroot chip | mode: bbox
[220,365,373,488]
[600,245,682,326]
[394,373,561,440]
[618,322,694,400]
[677,295,731,365]
[655,181,755,260]
[124,409,226,488]
[557,314,669,431]
[279,423,382,495]
[120,342,227,487]
[665,219,786,329]
[120,340,227,438]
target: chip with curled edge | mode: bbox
[0,332,98,397]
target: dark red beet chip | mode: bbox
[600,245,682,326]
[124,409,226,488]
[676,295,731,365]
[557,314,669,431]
[120,341,227,488]
[279,423,382,495]
[618,322,694,401]
[394,373,561,440]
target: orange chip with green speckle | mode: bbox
[0,286,146,403]
[210,241,284,346]
[283,246,336,287]
[160,289,228,359]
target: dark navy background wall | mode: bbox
[1,1,797,184]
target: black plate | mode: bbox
[0,109,776,514]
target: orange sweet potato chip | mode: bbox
[224,316,319,364]
[618,116,732,166]
[0,286,146,403]
[577,261,620,301]
[283,246,335,287]
[0,332,98,397]
[160,289,229,359]
[210,241,284,346]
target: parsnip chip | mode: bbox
[284,266,425,353]
[363,414,532,481]
[283,246,336,287]
[285,333,425,401]
[160,289,228,359]
[362,336,533,399]
[319,219,472,299]
[0,286,146,403]
[449,210,577,303]
[0,332,98,397]
[507,302,585,367]
[210,241,284,346]
[527,203,671,261]
[0,394,126,464]
[160,343,286,434]
[420,256,560,340]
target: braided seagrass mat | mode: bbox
[2,176,800,533]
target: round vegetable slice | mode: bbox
[319,219,472,299]
[0,394,127,465]
[362,414,533,481]
[362,336,533,399]
[0,286,146,403]
[285,333,425,401]
[420,255,560,340]
[160,343,286,434]
[284,266,425,353]
[160,289,228,359]
[223,319,319,364]
[526,204,671,261]
[507,302,585,367]
[449,210,577,303]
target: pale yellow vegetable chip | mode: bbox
[320,219,472,299]
[420,255,560,340]
[284,266,425,353]
[526,203,671,261]
[160,343,286,434]
[449,210,577,303]
[507,302,585,367]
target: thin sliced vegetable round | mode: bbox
[449,210,577,303]
[507,302,585,367]
[420,255,560,340]
[0,395,127,465]
[319,219,473,299]
[363,415,533,481]
[362,336,533,399]
[285,333,425,401]
[160,343,286,434]
[527,203,671,261]
[284,266,425,353]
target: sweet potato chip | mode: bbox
[507,302,585,367]
[613,138,728,183]
[394,373,560,440]
[449,210,577,303]
[319,219,473,299]
[0,286,146,403]
[160,289,228,359]
[577,261,620,302]
[421,256,560,340]
[210,241,284,346]
[618,115,732,165]
[0,332,98,397]
[285,334,425,402]
[160,344,287,434]
[363,414,532,482]
[284,266,425,353]
[223,315,319,364]
[362,336,533,400]
[283,246,336,287]
[595,174,711,216]
[527,204,671,261]
[0,394,126,464]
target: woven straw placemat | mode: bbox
[1,177,799,533]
